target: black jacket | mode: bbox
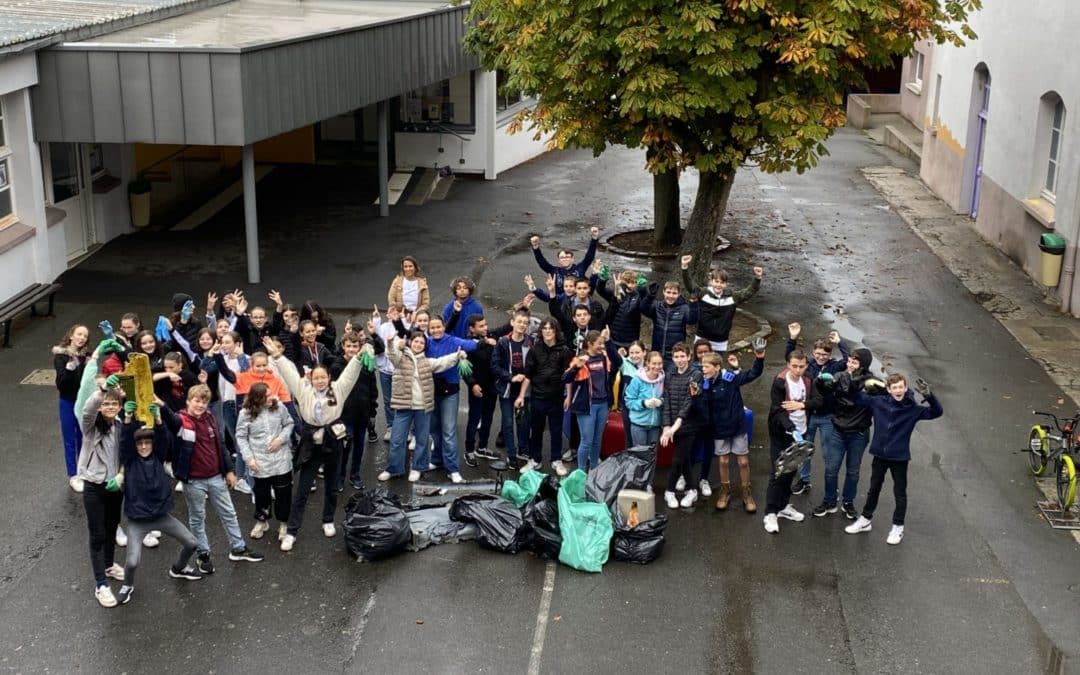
[767,369,824,442]
[53,348,87,402]
[121,421,174,521]
[828,370,875,432]
[523,339,573,401]
[662,365,706,435]
[464,338,497,395]
[551,297,605,337]
[596,280,647,347]
[682,269,759,343]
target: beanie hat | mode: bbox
[853,348,872,372]
[172,293,193,312]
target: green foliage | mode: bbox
[463,0,979,179]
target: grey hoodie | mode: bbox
[76,390,121,484]
[235,403,295,478]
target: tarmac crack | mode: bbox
[341,588,377,674]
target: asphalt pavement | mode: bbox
[0,127,1077,674]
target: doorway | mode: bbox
[46,143,95,262]
[965,67,991,218]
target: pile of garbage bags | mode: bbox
[342,446,669,571]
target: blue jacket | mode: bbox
[624,370,664,428]
[533,238,598,291]
[641,287,698,357]
[596,280,648,347]
[702,356,764,439]
[426,333,477,387]
[854,390,943,461]
[442,296,485,339]
[120,421,174,521]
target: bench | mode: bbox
[1,282,61,347]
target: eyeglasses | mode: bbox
[100,401,122,408]
[812,350,831,357]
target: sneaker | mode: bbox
[812,502,838,518]
[383,429,392,442]
[675,475,686,492]
[476,448,499,460]
[664,491,679,509]
[164,462,175,478]
[408,435,417,451]
[645,484,654,494]
[790,479,810,495]
[174,481,184,493]
[280,534,295,552]
[841,502,858,520]
[449,472,464,484]
[250,521,270,539]
[699,480,713,498]
[105,563,125,581]
[368,427,378,443]
[95,584,117,608]
[763,514,779,533]
[350,477,364,490]
[196,553,215,574]
[234,479,253,495]
[309,481,317,493]
[379,470,396,481]
[464,452,479,468]
[551,460,569,477]
[427,463,440,472]
[69,476,85,493]
[229,547,264,562]
[886,524,905,545]
[519,459,539,474]
[142,531,160,548]
[168,564,203,581]
[117,585,134,605]
[278,523,288,541]
[777,504,805,522]
[322,523,336,537]
[844,515,873,534]
[115,527,128,548]
[680,489,698,508]
[408,470,421,482]
[562,448,576,463]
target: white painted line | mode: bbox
[527,561,557,675]
[374,172,412,206]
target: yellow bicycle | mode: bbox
[1028,411,1079,510]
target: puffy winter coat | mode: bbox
[596,280,647,347]
[235,403,295,478]
[641,287,698,357]
[388,340,460,411]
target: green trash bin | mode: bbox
[1038,233,1067,287]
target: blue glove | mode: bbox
[818,372,834,382]
[98,320,115,340]
[155,315,171,342]
[181,300,195,322]
[792,430,805,444]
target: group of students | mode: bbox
[51,224,941,608]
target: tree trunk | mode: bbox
[653,169,681,249]
[682,170,735,283]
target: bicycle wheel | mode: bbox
[1028,426,1049,475]
[1055,455,1077,511]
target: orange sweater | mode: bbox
[234,370,292,402]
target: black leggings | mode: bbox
[667,433,697,492]
[83,482,123,585]
[862,456,909,525]
[254,472,293,524]
[287,451,339,536]
[765,438,796,515]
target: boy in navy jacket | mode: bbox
[844,374,942,545]
[529,226,600,292]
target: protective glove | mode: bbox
[864,378,886,391]
[97,338,121,355]
[818,372,834,382]
[149,403,160,419]
[180,299,195,322]
[914,378,931,396]
[105,374,121,389]
[645,397,661,409]
[457,358,474,379]
[792,430,805,444]
[123,401,137,415]
[155,315,171,342]
[598,264,610,281]
[635,273,648,288]
[752,337,767,354]
[105,473,124,492]
[98,320,115,341]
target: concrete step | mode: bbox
[428,174,455,201]
[405,167,438,206]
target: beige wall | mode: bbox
[973,176,1045,278]
[900,41,935,130]
[920,123,965,213]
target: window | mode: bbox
[913,51,925,87]
[496,69,525,112]
[0,101,14,227]
[1044,99,1065,200]
[399,73,474,131]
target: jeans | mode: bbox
[629,423,659,447]
[221,400,247,485]
[766,438,796,515]
[378,371,395,429]
[824,428,870,505]
[528,397,564,463]
[183,474,246,554]
[123,515,198,586]
[429,392,461,474]
[799,414,837,482]
[339,420,367,484]
[576,402,608,472]
[498,397,530,459]
[254,472,293,523]
[288,451,340,535]
[83,482,123,585]
[388,409,431,475]
[465,392,497,452]
[862,456,909,525]
[59,397,82,477]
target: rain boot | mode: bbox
[714,483,731,510]
[741,483,757,513]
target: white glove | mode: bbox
[645,397,662,409]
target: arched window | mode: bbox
[1044,98,1065,200]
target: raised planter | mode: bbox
[602,229,730,259]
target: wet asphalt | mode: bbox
[0,128,1077,674]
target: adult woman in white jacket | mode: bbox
[235,382,295,544]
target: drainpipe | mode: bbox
[1060,185,1080,315]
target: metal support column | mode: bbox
[378,100,389,217]
[242,144,260,284]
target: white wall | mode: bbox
[394,129,487,175]
[493,116,552,175]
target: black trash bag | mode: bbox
[449,494,533,554]
[523,495,562,559]
[585,445,656,509]
[611,514,668,564]
[343,488,412,561]
[536,474,561,501]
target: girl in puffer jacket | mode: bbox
[235,383,295,544]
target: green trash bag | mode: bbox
[557,469,613,572]
[501,470,545,507]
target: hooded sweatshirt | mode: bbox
[121,423,174,521]
[624,367,664,428]
[829,348,875,432]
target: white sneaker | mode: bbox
[105,563,125,581]
[519,459,539,474]
[551,460,569,477]
[845,515,873,534]
[680,489,698,508]
[763,514,780,533]
[646,484,654,494]
[164,462,175,478]
[664,491,679,509]
[427,463,439,471]
[699,480,712,497]
[115,527,127,548]
[449,472,464,484]
[95,584,117,608]
[886,524,904,545]
[675,475,686,492]
[383,429,392,442]
[278,523,288,541]
[250,521,270,539]
[323,523,336,537]
[69,476,85,493]
[233,480,252,495]
[777,504,805,522]
[174,481,184,493]
[408,470,421,482]
[142,532,160,548]
[408,435,416,451]
[562,448,576,463]
[377,470,392,482]
[280,534,296,551]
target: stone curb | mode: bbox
[601,229,731,258]
[726,307,772,352]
